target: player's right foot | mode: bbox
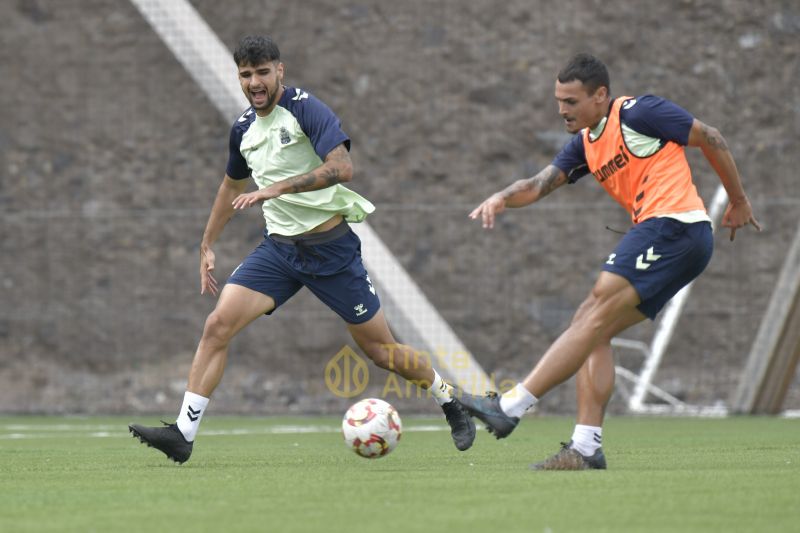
[529,440,607,470]
[129,421,193,464]
[453,391,519,439]
[440,399,476,451]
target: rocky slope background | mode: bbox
[1,0,798,416]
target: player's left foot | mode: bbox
[452,390,519,439]
[529,440,607,470]
[441,400,476,451]
[129,421,193,464]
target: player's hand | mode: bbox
[722,197,761,241]
[200,247,218,296]
[469,193,506,229]
[231,186,279,210]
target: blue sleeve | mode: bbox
[620,95,694,146]
[287,88,350,159]
[551,134,589,183]
[225,117,251,180]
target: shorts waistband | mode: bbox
[269,219,350,246]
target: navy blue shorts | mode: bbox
[227,221,380,324]
[602,217,713,320]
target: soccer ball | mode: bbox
[341,398,402,458]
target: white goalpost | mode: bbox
[613,185,731,416]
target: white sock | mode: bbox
[570,424,603,456]
[499,383,538,418]
[176,391,209,442]
[429,369,455,406]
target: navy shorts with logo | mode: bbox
[227,221,380,324]
[602,217,713,320]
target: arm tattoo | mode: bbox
[286,144,350,194]
[288,167,341,193]
[503,165,565,200]
[503,178,535,198]
[701,124,729,151]
[533,165,565,196]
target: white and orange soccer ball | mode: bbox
[341,398,402,458]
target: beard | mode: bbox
[251,83,281,110]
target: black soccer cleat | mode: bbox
[529,440,607,471]
[453,391,519,439]
[441,399,476,451]
[129,421,193,464]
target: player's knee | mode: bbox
[571,293,615,334]
[596,332,615,347]
[202,312,235,344]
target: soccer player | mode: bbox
[129,35,475,463]
[458,53,760,470]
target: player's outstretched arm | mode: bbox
[687,119,761,241]
[469,165,567,229]
[200,175,248,296]
[231,143,353,209]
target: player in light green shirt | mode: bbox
[129,35,476,463]
[230,89,374,236]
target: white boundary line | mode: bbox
[0,422,451,440]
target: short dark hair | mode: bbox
[233,35,281,66]
[557,53,610,95]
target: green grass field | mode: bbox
[1,415,798,532]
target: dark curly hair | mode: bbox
[233,35,281,66]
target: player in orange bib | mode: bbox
[458,53,760,470]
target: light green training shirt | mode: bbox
[226,86,374,236]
